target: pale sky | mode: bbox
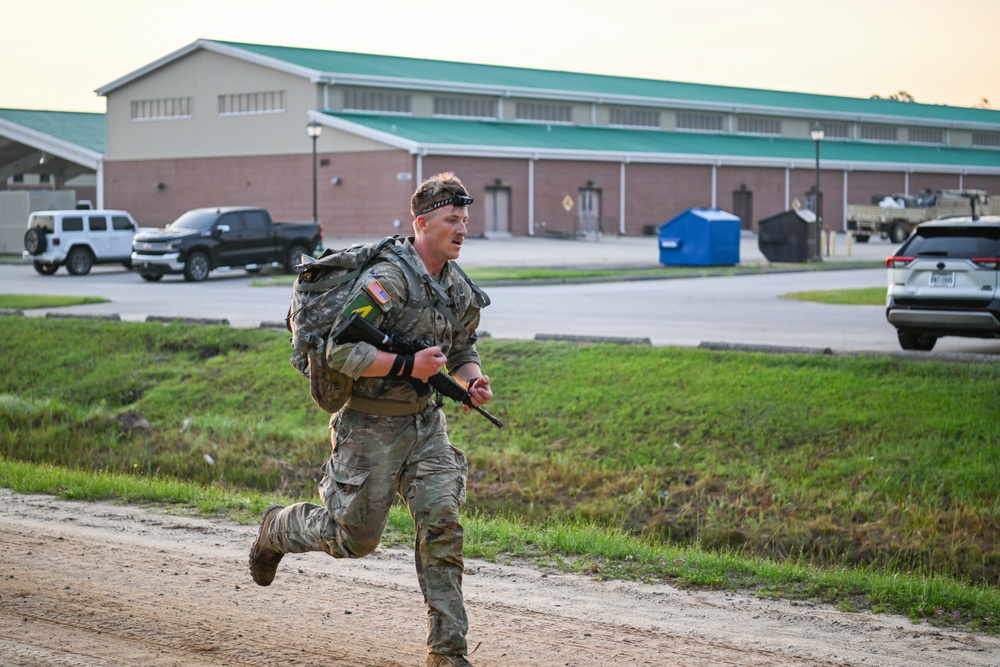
[2,0,998,114]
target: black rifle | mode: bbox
[332,313,503,428]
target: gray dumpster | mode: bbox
[757,208,818,263]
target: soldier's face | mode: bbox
[420,205,469,263]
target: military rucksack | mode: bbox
[285,235,489,413]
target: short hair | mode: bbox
[411,172,469,217]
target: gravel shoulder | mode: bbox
[1,489,997,666]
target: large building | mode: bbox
[84,39,1000,237]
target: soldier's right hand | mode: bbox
[412,346,447,382]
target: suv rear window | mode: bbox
[62,217,84,232]
[900,226,1000,258]
[30,215,55,232]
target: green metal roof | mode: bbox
[323,112,1000,173]
[0,108,105,154]
[218,40,1000,129]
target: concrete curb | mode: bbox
[535,333,652,345]
[45,312,121,321]
[699,341,834,355]
[145,316,231,326]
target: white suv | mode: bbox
[886,216,1000,350]
[23,209,140,275]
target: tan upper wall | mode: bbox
[103,46,990,161]
[104,50,392,160]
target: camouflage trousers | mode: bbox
[268,403,470,656]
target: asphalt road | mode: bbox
[484,270,1000,357]
[3,233,999,358]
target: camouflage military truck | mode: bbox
[847,190,998,243]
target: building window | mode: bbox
[609,107,660,128]
[972,132,1000,149]
[860,124,898,142]
[344,89,412,114]
[433,96,496,118]
[821,122,849,139]
[515,101,572,123]
[676,112,724,133]
[908,128,944,145]
[737,116,781,135]
[218,91,285,116]
[130,97,192,121]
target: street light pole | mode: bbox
[810,123,825,261]
[306,121,323,223]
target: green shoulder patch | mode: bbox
[342,291,379,322]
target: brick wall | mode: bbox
[104,153,1000,237]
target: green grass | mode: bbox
[0,294,109,309]
[252,262,882,287]
[783,287,887,305]
[465,266,756,281]
[1,315,998,633]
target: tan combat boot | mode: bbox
[248,504,284,586]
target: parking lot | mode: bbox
[3,232,999,357]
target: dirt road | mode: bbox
[1,489,997,666]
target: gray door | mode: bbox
[577,188,601,239]
[484,186,511,237]
[733,185,753,231]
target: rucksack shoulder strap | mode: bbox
[377,240,427,302]
[375,241,473,331]
[448,261,491,308]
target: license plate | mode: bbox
[929,272,955,287]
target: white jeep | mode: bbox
[23,209,140,275]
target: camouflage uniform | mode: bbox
[267,238,483,657]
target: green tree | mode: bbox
[870,90,916,102]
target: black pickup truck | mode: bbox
[131,207,321,281]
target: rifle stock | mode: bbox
[333,314,503,428]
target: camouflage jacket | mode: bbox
[326,239,484,403]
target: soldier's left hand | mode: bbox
[466,376,493,410]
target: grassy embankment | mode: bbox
[0,291,997,633]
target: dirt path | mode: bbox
[1,490,997,666]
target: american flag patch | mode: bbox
[366,280,391,305]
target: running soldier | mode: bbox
[249,172,492,667]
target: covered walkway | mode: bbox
[0,108,104,201]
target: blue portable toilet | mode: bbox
[658,208,741,266]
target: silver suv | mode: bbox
[23,209,140,275]
[886,217,1000,351]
